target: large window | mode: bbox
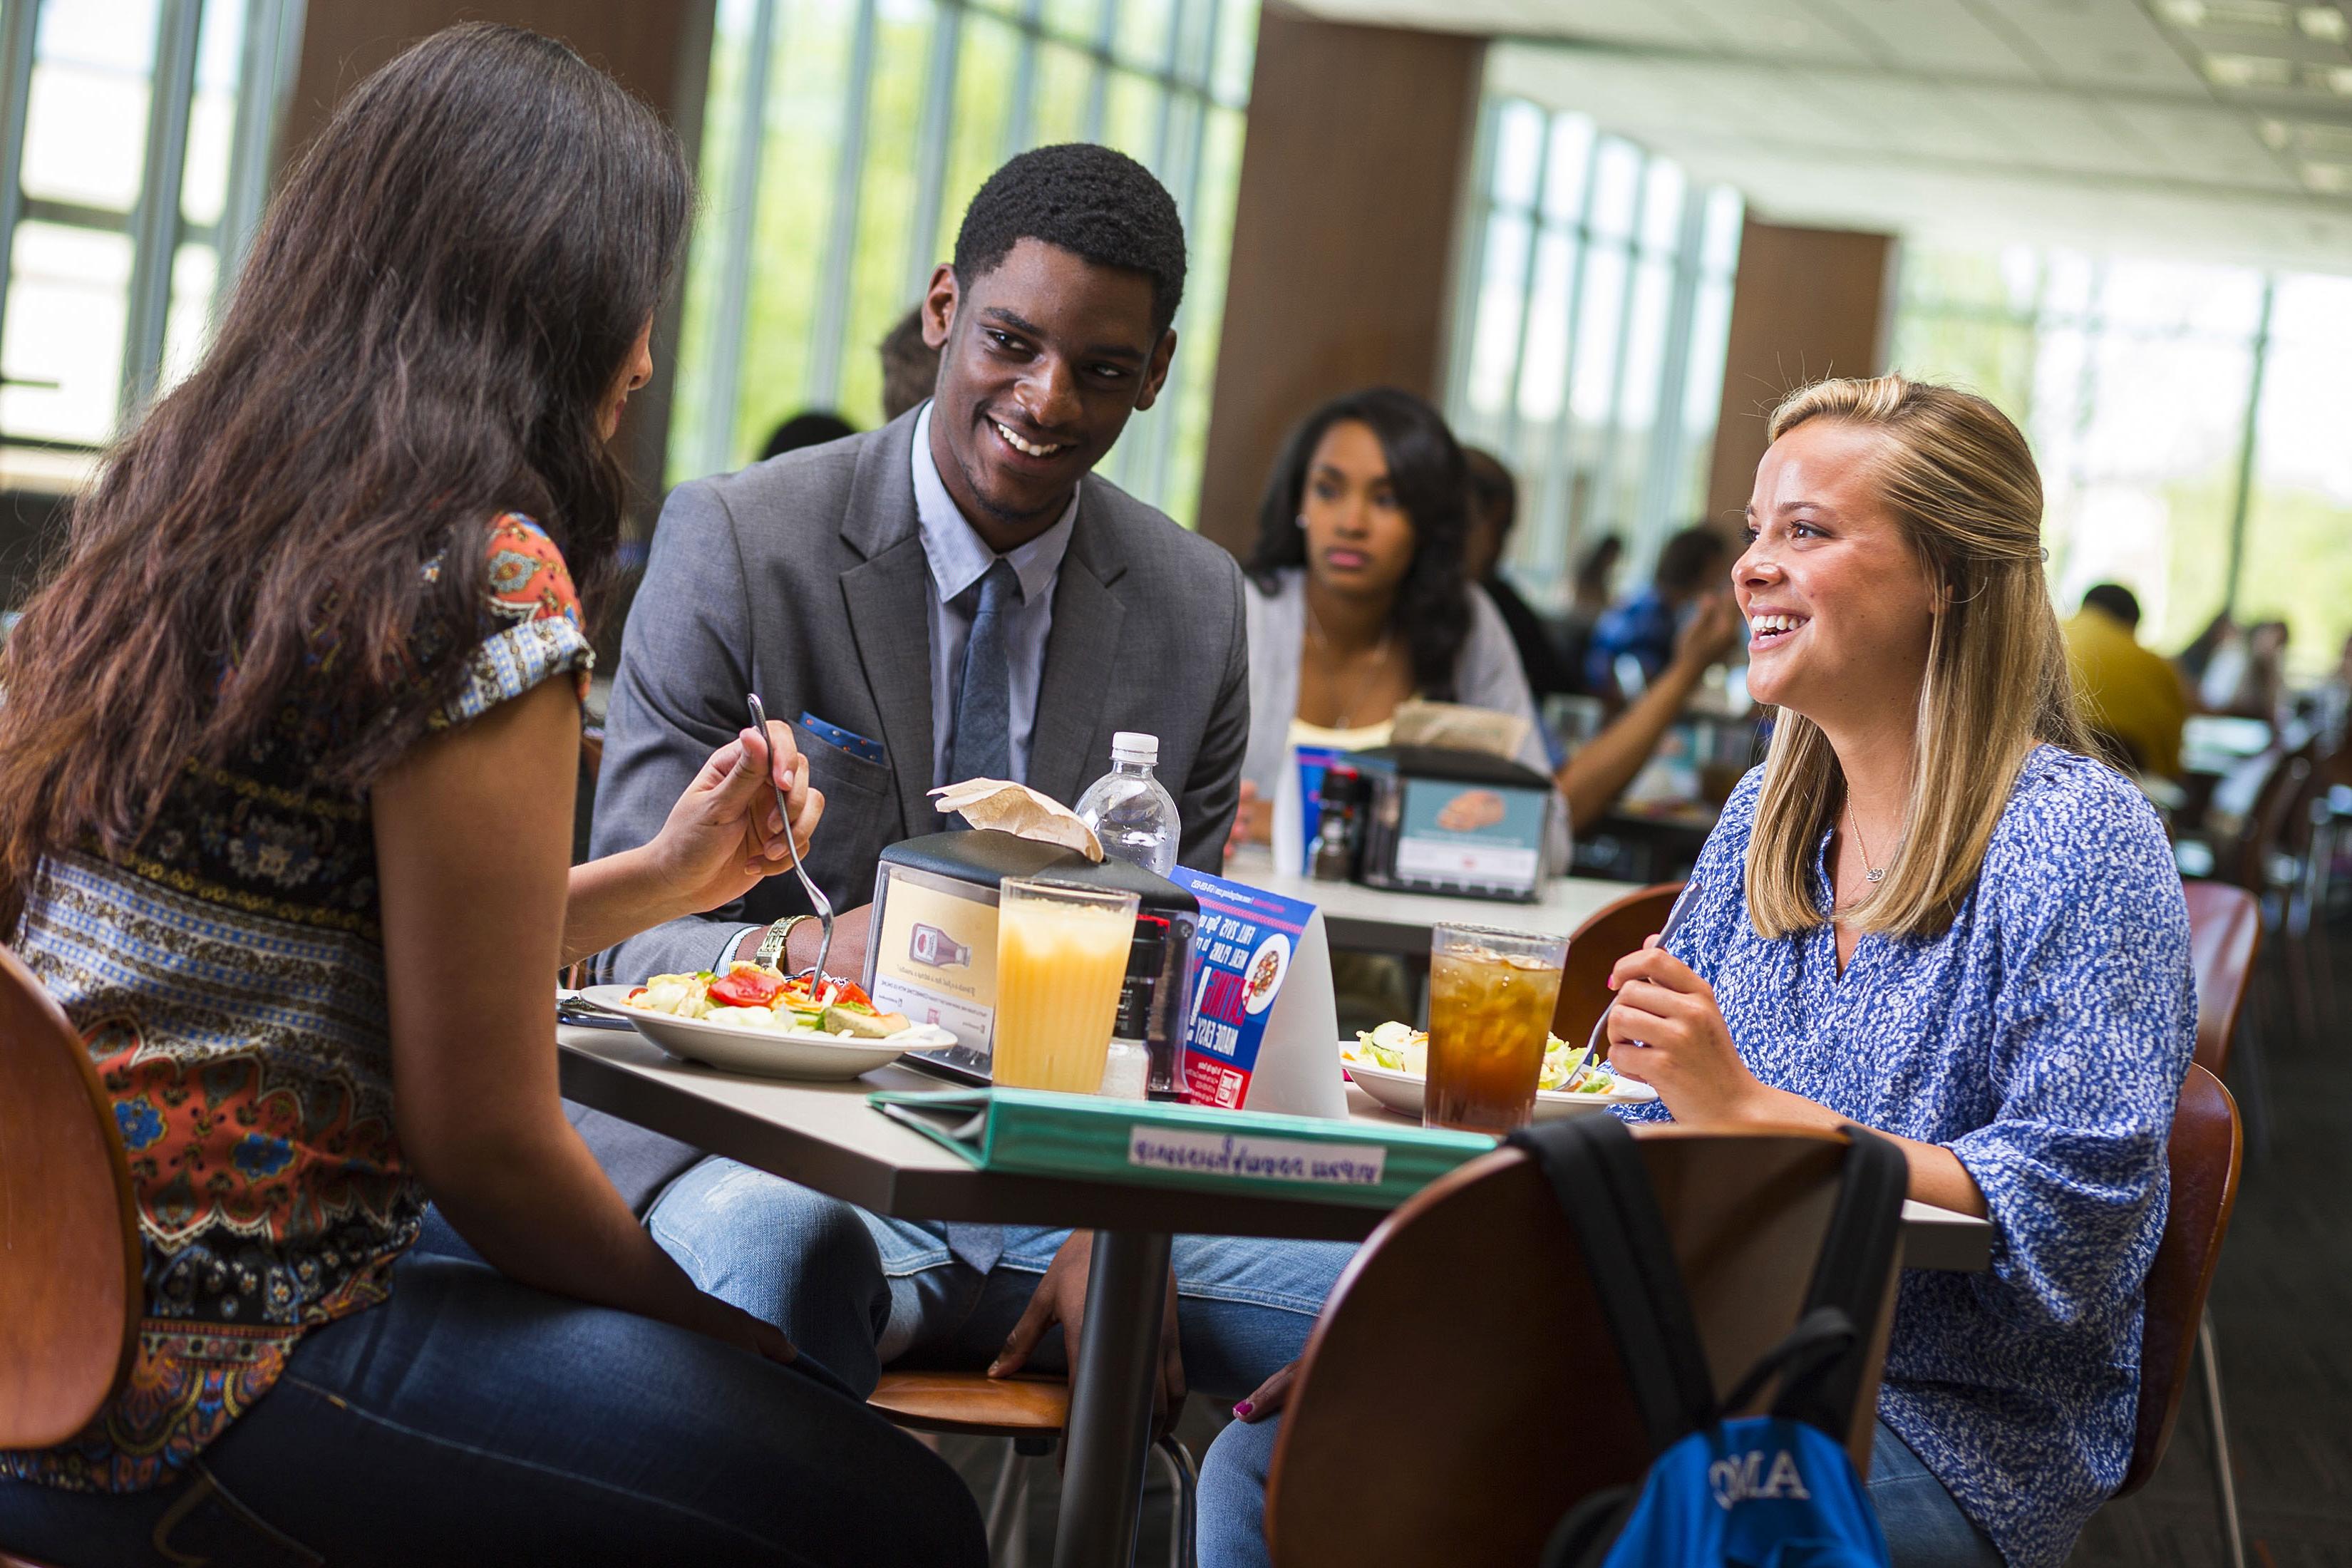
[0,0,301,491]
[1892,246,2352,676]
[1444,96,1741,610]
[669,0,1255,527]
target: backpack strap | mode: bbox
[1768,1123,1908,1435]
[1507,1115,1716,1454]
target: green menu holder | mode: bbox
[869,1086,1496,1208]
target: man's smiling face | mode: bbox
[922,237,1175,552]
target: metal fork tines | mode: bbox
[745,693,834,981]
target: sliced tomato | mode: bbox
[708,966,787,1009]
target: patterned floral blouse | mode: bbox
[1630,747,2195,1567]
[1,515,592,1493]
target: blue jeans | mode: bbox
[1197,1413,2003,1568]
[645,1155,1351,1403]
[0,1234,986,1567]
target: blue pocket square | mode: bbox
[800,712,885,766]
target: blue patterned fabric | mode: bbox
[1629,747,2194,1567]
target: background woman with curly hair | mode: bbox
[1232,386,1549,844]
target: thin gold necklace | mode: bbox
[1846,800,1889,886]
[1304,601,1394,731]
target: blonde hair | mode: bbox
[1744,376,2088,939]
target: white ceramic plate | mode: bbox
[1343,1054,1659,1122]
[581,985,955,1082]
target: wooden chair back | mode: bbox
[0,942,141,1449]
[2118,1063,2241,1497]
[1554,882,1684,1053]
[1266,1126,1894,1568]
[2181,881,2260,1078]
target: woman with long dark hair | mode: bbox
[1233,387,1550,842]
[0,26,983,1564]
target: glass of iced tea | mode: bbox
[1424,922,1569,1133]
[991,877,1140,1094]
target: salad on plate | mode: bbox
[626,963,916,1041]
[1343,1019,1624,1095]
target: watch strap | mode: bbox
[752,914,813,970]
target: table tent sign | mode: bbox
[1167,866,1346,1120]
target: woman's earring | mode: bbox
[1295,514,1308,530]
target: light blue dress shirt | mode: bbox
[911,403,1078,790]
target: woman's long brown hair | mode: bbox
[0,24,690,928]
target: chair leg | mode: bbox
[1156,1435,1200,1568]
[986,1440,1028,1567]
[2199,1311,2247,1568]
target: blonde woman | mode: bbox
[1594,376,2193,1565]
[1196,378,2193,1568]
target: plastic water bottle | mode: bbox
[1075,731,1181,877]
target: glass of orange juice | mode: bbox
[991,877,1140,1093]
[1424,922,1568,1133]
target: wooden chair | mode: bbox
[2110,1064,2245,1568]
[2182,881,2261,1078]
[1264,1126,1899,1567]
[0,942,140,1566]
[1554,882,1684,1054]
[868,1370,1197,1567]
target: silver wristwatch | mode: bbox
[751,913,813,971]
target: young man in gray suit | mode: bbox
[589,145,1350,1425]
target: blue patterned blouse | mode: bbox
[1636,746,2195,1567]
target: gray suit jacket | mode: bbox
[589,408,1251,986]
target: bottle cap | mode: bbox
[1111,731,1159,765]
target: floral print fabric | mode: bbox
[3,515,591,1492]
[1634,747,2194,1566]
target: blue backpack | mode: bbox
[1505,1114,1906,1568]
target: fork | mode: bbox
[746,693,833,983]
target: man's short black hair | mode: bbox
[953,143,1187,338]
[2083,583,2142,629]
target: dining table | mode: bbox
[556,1021,1995,1568]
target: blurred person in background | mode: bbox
[878,303,942,421]
[1462,448,1574,699]
[2172,609,2233,691]
[1584,522,1730,701]
[1554,590,1744,831]
[760,410,856,460]
[1230,388,1550,845]
[1557,531,1625,697]
[0,26,984,1565]
[2063,583,2186,776]
[2197,617,2289,720]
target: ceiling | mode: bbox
[1281,0,2352,274]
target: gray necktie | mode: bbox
[948,558,1021,785]
[944,559,1021,1276]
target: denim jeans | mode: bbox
[1196,1413,2004,1568]
[0,1234,986,1567]
[645,1155,1353,1404]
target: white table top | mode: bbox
[1222,847,1641,956]
[557,1023,1991,1271]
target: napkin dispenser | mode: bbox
[861,829,1200,1095]
[1351,745,1557,903]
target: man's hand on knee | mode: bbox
[989,1232,1187,1437]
